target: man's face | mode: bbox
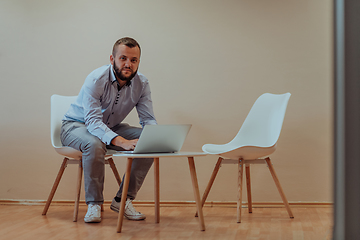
[110,44,140,82]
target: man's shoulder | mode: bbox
[134,72,149,84]
[87,64,112,81]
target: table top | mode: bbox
[113,151,208,158]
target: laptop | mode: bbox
[119,124,192,154]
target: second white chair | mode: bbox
[198,93,294,223]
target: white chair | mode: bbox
[198,93,294,222]
[42,94,122,222]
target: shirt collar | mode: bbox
[110,65,117,83]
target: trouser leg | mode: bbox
[108,123,154,200]
[115,158,154,200]
[60,121,106,205]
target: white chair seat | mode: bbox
[202,143,276,160]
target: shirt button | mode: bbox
[112,112,114,114]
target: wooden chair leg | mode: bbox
[73,159,83,222]
[42,158,68,215]
[237,158,244,223]
[195,157,223,217]
[245,164,252,213]
[107,158,122,186]
[265,157,294,218]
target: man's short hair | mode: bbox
[112,37,141,57]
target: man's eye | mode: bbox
[131,59,138,63]
[120,57,126,60]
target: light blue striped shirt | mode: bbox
[63,64,157,145]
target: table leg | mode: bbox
[116,158,133,233]
[188,157,205,231]
[154,158,160,223]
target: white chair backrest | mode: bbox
[51,95,77,148]
[229,93,291,148]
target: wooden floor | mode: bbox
[0,204,332,240]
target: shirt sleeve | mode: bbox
[136,81,157,127]
[82,76,118,145]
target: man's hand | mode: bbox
[111,136,138,150]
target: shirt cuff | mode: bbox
[103,131,119,145]
[141,120,157,127]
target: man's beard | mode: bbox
[113,61,138,84]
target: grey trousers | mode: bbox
[60,120,153,205]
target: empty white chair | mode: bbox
[42,94,122,222]
[198,93,294,222]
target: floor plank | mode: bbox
[0,204,332,240]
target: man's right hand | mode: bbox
[111,136,138,150]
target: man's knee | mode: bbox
[131,128,142,139]
[114,125,143,140]
[84,137,106,155]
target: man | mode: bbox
[61,37,156,223]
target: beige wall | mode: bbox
[0,0,333,203]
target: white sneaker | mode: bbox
[110,198,146,220]
[84,204,101,223]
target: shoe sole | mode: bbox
[124,214,146,221]
[110,204,146,221]
[84,217,101,223]
[110,204,119,213]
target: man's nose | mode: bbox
[124,59,132,68]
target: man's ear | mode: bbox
[110,54,114,65]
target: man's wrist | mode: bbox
[111,135,126,147]
[110,136,118,146]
